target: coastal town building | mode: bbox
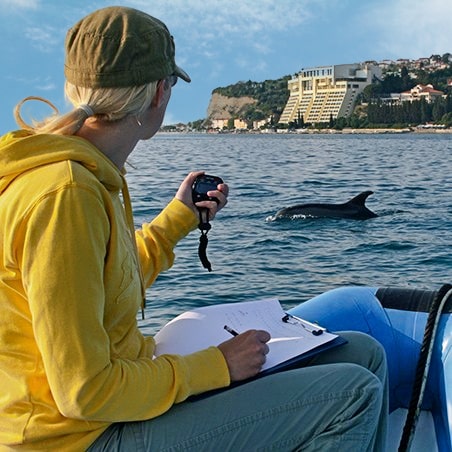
[210,119,229,129]
[280,63,382,124]
[376,84,445,105]
[210,118,248,129]
[253,118,271,129]
[233,119,248,130]
[399,84,444,103]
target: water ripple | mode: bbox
[128,133,452,330]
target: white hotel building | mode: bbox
[280,63,382,124]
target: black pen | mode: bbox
[224,325,239,337]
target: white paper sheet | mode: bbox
[154,298,337,371]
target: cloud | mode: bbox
[363,0,452,58]
[4,73,57,97]
[0,0,39,9]
[129,0,323,54]
[36,81,57,91]
[132,0,314,29]
[24,25,60,53]
[127,0,330,82]
[174,1,312,40]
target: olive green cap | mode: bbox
[64,6,190,88]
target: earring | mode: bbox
[136,116,142,127]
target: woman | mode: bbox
[0,6,388,451]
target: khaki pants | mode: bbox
[88,331,388,451]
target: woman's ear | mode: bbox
[151,80,167,108]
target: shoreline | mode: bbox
[159,127,452,135]
[290,127,452,135]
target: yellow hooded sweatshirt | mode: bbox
[0,131,230,451]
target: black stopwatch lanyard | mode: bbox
[197,208,213,272]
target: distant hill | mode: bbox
[207,76,291,124]
[202,54,451,127]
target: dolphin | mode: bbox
[274,191,378,220]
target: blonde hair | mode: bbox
[14,81,159,135]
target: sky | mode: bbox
[1,0,451,134]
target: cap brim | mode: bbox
[174,65,191,83]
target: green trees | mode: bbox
[366,95,451,126]
[212,76,290,124]
[357,56,452,128]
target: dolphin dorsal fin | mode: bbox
[346,191,374,206]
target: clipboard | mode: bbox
[154,298,347,377]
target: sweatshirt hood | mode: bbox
[0,130,123,195]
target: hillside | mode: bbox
[200,54,451,129]
[206,76,291,124]
[206,93,257,120]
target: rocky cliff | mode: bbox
[206,93,257,120]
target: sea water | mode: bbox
[127,133,452,333]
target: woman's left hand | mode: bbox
[175,171,229,221]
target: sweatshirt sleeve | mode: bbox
[135,198,198,287]
[21,182,229,423]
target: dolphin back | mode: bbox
[345,190,374,207]
[274,190,378,220]
[344,191,378,219]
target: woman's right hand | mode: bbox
[217,330,271,382]
[175,171,229,221]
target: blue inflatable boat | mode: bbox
[288,285,452,452]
